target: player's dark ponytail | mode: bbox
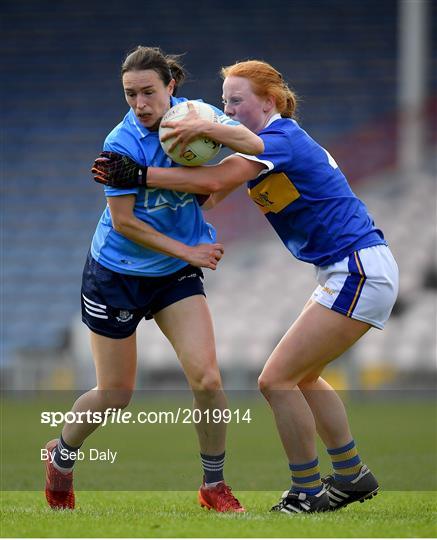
[164,55,186,94]
[121,46,186,95]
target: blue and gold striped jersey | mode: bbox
[240,115,386,266]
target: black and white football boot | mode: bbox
[322,464,379,510]
[270,487,330,514]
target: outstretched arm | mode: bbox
[91,152,267,197]
[108,195,224,270]
[147,155,266,194]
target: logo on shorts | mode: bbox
[322,286,336,295]
[116,310,134,323]
[178,272,197,282]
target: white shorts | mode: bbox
[311,245,399,329]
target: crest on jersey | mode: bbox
[116,310,134,323]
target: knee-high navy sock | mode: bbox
[53,434,82,473]
[200,452,225,484]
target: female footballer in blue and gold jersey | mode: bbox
[93,59,399,514]
[43,48,264,513]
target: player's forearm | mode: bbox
[113,216,191,262]
[147,166,224,194]
[148,155,264,194]
[203,123,264,155]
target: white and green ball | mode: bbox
[159,101,222,166]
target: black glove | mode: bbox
[91,151,148,188]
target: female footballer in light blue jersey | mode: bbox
[93,59,399,514]
[43,47,263,512]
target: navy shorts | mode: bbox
[81,253,205,339]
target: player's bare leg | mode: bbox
[154,295,244,512]
[259,302,373,513]
[45,332,137,509]
[154,296,227,454]
[259,303,369,458]
[63,332,137,444]
[295,300,354,448]
[298,375,353,449]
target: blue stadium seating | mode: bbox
[2,0,436,361]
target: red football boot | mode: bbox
[44,439,75,510]
[198,481,245,512]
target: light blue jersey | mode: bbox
[91,97,236,276]
[240,115,386,266]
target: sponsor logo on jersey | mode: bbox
[248,172,300,214]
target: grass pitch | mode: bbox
[1,393,436,537]
[1,490,436,537]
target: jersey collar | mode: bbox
[128,96,179,140]
[264,113,282,129]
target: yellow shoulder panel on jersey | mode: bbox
[248,172,300,214]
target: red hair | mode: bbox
[221,60,297,118]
